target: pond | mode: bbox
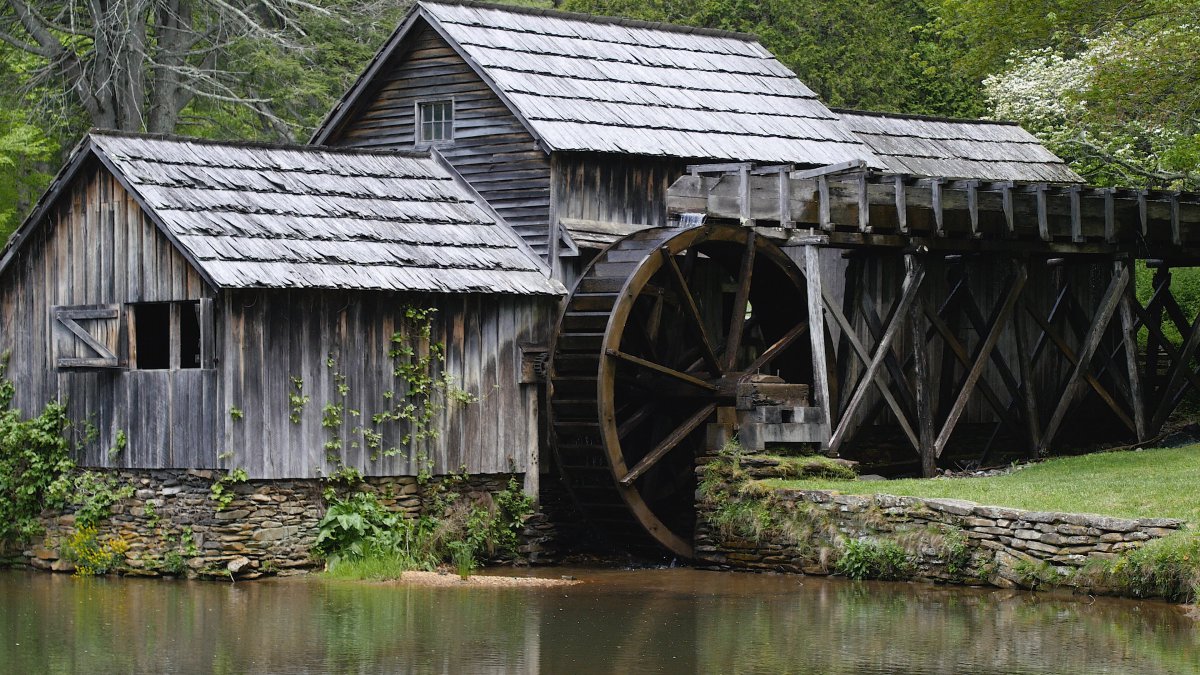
[1,568,1197,674]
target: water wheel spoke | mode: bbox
[745,320,808,374]
[607,348,717,391]
[618,401,660,439]
[723,232,756,370]
[660,247,722,374]
[619,403,717,485]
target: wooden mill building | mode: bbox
[5,0,1194,560]
[0,132,563,480]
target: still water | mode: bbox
[1,567,1197,674]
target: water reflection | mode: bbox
[1,569,1196,674]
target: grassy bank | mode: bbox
[772,445,1200,524]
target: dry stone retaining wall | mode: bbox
[696,487,1186,590]
[6,469,549,578]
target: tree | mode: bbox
[0,0,352,138]
[983,19,1200,189]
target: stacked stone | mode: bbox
[17,470,559,579]
[696,488,1186,592]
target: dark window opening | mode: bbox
[130,300,204,370]
[417,100,454,145]
[133,303,171,370]
[180,301,201,369]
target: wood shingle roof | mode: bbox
[318,0,883,167]
[1,132,563,295]
[837,110,1083,183]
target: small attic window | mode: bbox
[417,100,454,145]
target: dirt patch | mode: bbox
[381,570,582,588]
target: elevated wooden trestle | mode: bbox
[668,163,1200,475]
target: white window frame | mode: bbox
[415,98,455,146]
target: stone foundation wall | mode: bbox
[8,469,553,579]
[696,487,1186,591]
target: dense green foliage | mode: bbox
[314,476,533,579]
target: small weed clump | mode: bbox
[835,539,914,581]
[62,525,129,576]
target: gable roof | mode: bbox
[837,109,1083,184]
[0,132,563,296]
[314,0,882,168]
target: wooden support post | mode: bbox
[933,261,1028,457]
[818,176,831,231]
[1116,259,1147,440]
[1038,265,1129,454]
[858,172,870,233]
[1069,186,1083,243]
[966,181,980,238]
[1011,283,1042,456]
[1036,185,1049,241]
[778,170,792,228]
[738,164,753,227]
[894,175,908,234]
[805,245,832,446]
[827,257,926,454]
[1146,266,1170,400]
[931,178,945,237]
[1138,190,1149,236]
[908,255,936,476]
[1104,189,1116,243]
[1001,182,1015,235]
[1171,193,1182,245]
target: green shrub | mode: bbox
[835,539,914,581]
[70,471,134,528]
[1100,533,1200,603]
[0,359,74,544]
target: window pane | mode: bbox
[133,303,171,370]
[418,101,453,143]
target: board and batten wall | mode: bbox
[325,21,554,259]
[219,289,554,479]
[0,161,218,469]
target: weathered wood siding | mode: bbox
[0,162,217,469]
[552,152,687,284]
[326,22,553,258]
[220,289,552,479]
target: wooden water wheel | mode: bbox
[548,224,813,559]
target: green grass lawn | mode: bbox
[770,445,1200,524]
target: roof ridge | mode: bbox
[87,129,437,159]
[418,0,762,43]
[832,108,1022,127]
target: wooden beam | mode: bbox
[723,232,757,370]
[1150,301,1200,432]
[1139,190,1149,236]
[966,180,980,237]
[605,349,718,392]
[931,178,945,237]
[894,175,908,234]
[1037,266,1130,453]
[933,262,1028,457]
[1116,260,1147,440]
[908,255,937,476]
[804,245,832,444]
[1036,185,1049,241]
[660,248,722,374]
[827,259,926,454]
[1171,193,1182,246]
[858,172,870,233]
[778,170,793,228]
[1001,182,1015,235]
[1070,186,1083,243]
[1104,189,1116,243]
[818,175,831,230]
[619,403,717,485]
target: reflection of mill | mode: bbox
[550,162,1200,559]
